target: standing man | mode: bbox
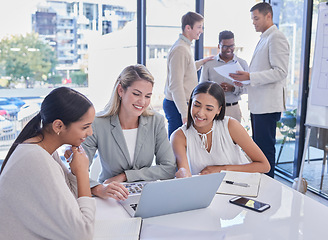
[230,2,290,177]
[163,11,214,138]
[200,30,248,122]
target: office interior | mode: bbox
[0,0,328,202]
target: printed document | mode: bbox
[214,62,250,85]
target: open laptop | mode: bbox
[120,172,226,218]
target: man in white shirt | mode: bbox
[163,11,213,138]
[200,30,248,122]
[230,2,290,177]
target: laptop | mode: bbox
[120,172,226,218]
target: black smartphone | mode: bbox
[229,196,270,212]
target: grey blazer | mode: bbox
[82,112,176,187]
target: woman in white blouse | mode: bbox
[171,81,270,178]
[0,87,106,239]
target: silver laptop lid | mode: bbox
[134,172,225,218]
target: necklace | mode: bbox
[196,127,213,151]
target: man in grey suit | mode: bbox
[200,30,248,122]
[230,2,289,177]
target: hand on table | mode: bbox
[199,165,224,175]
[91,181,129,200]
[175,167,192,178]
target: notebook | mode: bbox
[216,171,262,197]
[120,172,226,219]
[93,217,142,240]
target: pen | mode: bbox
[225,180,250,187]
[66,153,73,163]
[65,146,79,163]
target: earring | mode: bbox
[57,132,60,136]
[119,96,122,101]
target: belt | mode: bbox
[226,102,238,107]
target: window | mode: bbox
[0,0,138,160]
[87,0,137,111]
[273,0,305,177]
[146,0,195,112]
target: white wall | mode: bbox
[88,22,137,112]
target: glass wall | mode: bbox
[271,0,305,177]
[297,0,328,196]
[84,0,137,112]
[0,0,137,164]
[145,0,194,113]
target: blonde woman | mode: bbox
[76,64,176,199]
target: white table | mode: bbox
[95,175,328,239]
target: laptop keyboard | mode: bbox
[130,203,138,211]
[122,181,149,196]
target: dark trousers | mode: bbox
[163,98,183,139]
[251,112,281,178]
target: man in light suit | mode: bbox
[230,2,289,177]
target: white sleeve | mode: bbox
[52,151,79,197]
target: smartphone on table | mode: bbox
[229,196,270,212]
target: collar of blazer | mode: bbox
[250,25,277,66]
[260,24,277,39]
[110,114,150,166]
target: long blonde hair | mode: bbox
[98,64,155,118]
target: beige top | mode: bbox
[164,34,203,118]
[248,25,289,114]
[0,144,96,240]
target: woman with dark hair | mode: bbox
[66,64,176,200]
[171,81,270,178]
[0,87,109,239]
